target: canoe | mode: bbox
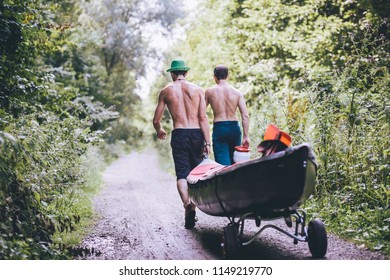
[188,143,317,217]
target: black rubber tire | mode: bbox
[221,224,239,259]
[308,218,328,258]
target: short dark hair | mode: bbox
[171,71,187,76]
[214,65,228,80]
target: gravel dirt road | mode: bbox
[78,151,387,260]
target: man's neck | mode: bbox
[175,75,186,81]
[217,79,228,85]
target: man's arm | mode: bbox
[205,89,210,107]
[198,89,211,154]
[153,91,167,140]
[238,94,250,147]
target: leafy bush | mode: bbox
[307,21,389,253]
[0,0,115,259]
[0,111,93,259]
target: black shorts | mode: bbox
[170,129,205,180]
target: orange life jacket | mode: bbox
[257,124,292,156]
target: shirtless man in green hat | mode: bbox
[153,59,211,229]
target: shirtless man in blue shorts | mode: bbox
[153,59,211,229]
[205,65,250,165]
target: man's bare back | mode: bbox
[161,80,204,129]
[205,81,243,122]
[153,74,210,143]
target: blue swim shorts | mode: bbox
[212,121,241,165]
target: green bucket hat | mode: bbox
[166,59,190,72]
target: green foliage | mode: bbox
[307,21,389,253]
[0,0,41,116]
[0,113,91,259]
[1,0,183,259]
[0,0,115,259]
[52,146,105,250]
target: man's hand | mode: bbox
[157,129,167,140]
[204,143,211,155]
[242,136,250,148]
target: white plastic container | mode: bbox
[233,146,251,163]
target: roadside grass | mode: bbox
[306,197,390,257]
[52,141,139,257]
[52,146,106,255]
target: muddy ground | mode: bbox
[78,151,387,260]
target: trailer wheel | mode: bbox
[221,224,239,259]
[308,218,327,258]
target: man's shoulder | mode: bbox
[228,85,242,95]
[206,84,241,95]
[205,85,218,93]
[164,82,175,89]
[184,82,204,95]
[186,81,202,89]
[207,84,218,89]
[160,83,174,93]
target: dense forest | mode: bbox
[1,0,389,259]
[0,0,182,259]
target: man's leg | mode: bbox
[228,125,242,164]
[177,178,190,205]
[213,124,232,165]
[213,140,231,165]
[177,179,196,229]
